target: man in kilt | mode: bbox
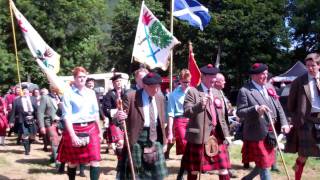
[183,64,232,180]
[167,69,191,180]
[116,72,168,180]
[236,63,289,180]
[9,85,38,155]
[57,67,102,180]
[286,53,320,180]
[102,74,126,157]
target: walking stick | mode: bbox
[199,106,206,180]
[266,112,290,180]
[117,99,136,180]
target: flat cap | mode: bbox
[249,63,268,74]
[143,72,162,85]
[200,64,219,75]
[110,74,122,81]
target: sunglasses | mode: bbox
[181,81,191,84]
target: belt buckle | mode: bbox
[80,123,88,127]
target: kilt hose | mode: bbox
[117,128,167,180]
[0,114,8,136]
[57,122,101,164]
[183,129,231,172]
[242,138,275,168]
[174,117,189,155]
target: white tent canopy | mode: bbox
[272,61,307,82]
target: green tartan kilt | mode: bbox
[116,129,167,180]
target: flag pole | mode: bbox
[8,0,22,92]
[169,0,174,92]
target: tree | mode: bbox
[108,0,291,91]
[0,0,109,92]
[287,0,320,60]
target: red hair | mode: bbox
[72,66,87,77]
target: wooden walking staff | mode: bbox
[266,112,291,180]
[117,98,136,180]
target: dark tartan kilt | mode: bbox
[18,121,37,136]
[117,128,167,180]
[285,124,320,157]
[46,123,60,146]
[174,117,189,155]
[57,122,101,164]
[242,139,275,168]
[183,138,231,172]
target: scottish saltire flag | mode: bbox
[10,1,68,94]
[173,0,211,30]
[10,0,60,74]
[132,2,180,70]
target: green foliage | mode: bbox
[0,0,109,92]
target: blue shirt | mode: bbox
[142,90,158,127]
[167,86,189,118]
[62,85,99,123]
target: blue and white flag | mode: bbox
[173,0,211,30]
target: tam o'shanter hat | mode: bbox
[249,63,268,74]
[200,64,219,75]
[143,72,162,85]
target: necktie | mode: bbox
[149,96,157,142]
[208,89,217,126]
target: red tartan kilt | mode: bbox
[174,117,188,155]
[0,114,8,136]
[57,122,101,164]
[108,123,124,143]
[242,139,275,168]
[183,137,231,172]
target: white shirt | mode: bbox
[142,90,158,127]
[308,73,320,112]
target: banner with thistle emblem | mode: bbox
[10,0,60,74]
[132,2,180,70]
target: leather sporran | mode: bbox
[143,145,158,165]
[25,112,35,125]
[205,136,219,157]
[74,132,90,147]
[266,131,277,148]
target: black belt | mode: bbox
[73,121,95,126]
[174,115,187,118]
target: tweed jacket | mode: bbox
[37,94,59,128]
[183,86,230,145]
[236,82,288,141]
[10,96,38,124]
[122,89,167,146]
[286,73,320,156]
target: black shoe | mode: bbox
[243,163,250,169]
[271,167,280,173]
[58,164,65,174]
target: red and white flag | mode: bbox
[188,43,201,87]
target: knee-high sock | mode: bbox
[244,166,261,179]
[79,164,85,174]
[187,172,198,180]
[259,168,271,180]
[295,158,306,180]
[67,167,76,180]
[219,174,230,180]
[22,139,30,154]
[90,166,100,180]
[177,156,185,179]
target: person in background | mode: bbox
[32,88,41,106]
[102,74,126,157]
[0,95,8,146]
[6,86,20,138]
[130,67,149,91]
[236,63,289,180]
[286,53,320,180]
[167,69,191,180]
[10,85,38,155]
[57,67,101,180]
